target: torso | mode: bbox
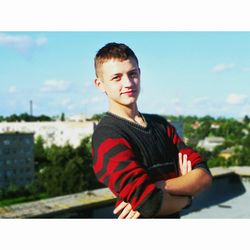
[97,112,179,181]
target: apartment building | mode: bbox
[0,133,34,188]
[0,121,95,148]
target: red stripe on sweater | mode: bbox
[99,148,134,183]
[166,126,173,138]
[108,161,141,194]
[167,124,202,170]
[130,183,156,210]
[94,137,131,173]
[167,125,183,145]
[112,165,144,190]
[173,134,182,145]
[119,173,154,205]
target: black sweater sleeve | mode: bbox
[92,125,163,217]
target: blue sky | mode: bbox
[1,32,250,119]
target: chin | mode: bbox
[123,97,137,105]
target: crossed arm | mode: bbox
[113,153,212,219]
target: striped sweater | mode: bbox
[92,112,210,218]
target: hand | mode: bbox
[178,152,192,176]
[113,201,140,219]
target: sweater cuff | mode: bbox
[193,161,212,176]
[136,188,163,218]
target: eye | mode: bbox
[112,75,121,81]
[129,71,138,78]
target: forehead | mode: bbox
[100,58,138,76]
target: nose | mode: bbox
[122,75,133,88]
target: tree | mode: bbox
[60,112,65,121]
[207,156,226,167]
[76,136,104,190]
[196,120,211,139]
[243,115,250,124]
[62,157,86,193]
[32,136,102,198]
[88,113,105,122]
[34,136,48,171]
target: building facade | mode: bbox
[197,136,225,152]
[0,133,34,189]
[0,121,95,148]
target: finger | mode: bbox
[113,201,128,214]
[125,210,136,219]
[182,154,188,175]
[187,160,192,172]
[131,211,140,219]
[178,152,182,172]
[118,204,132,219]
[113,201,127,214]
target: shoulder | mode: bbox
[93,113,123,134]
[92,114,126,146]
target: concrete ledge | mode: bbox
[210,166,250,177]
[0,188,116,218]
[228,166,250,177]
[210,167,234,177]
[1,166,250,218]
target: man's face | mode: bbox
[95,58,140,108]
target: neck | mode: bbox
[108,101,146,127]
[109,102,139,119]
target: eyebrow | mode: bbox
[110,73,122,78]
[129,67,139,72]
[110,68,139,78]
[129,69,138,73]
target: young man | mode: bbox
[92,42,212,218]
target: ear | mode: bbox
[94,78,106,93]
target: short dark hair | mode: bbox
[94,42,139,77]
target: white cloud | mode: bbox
[40,79,70,93]
[8,85,17,94]
[0,33,32,51]
[35,36,48,46]
[226,93,248,105]
[212,63,235,72]
[0,33,47,52]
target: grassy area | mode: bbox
[0,193,49,207]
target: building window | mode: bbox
[25,138,31,144]
[6,170,12,177]
[3,148,10,155]
[3,139,10,145]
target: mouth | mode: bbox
[121,90,136,95]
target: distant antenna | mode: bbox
[30,100,33,116]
